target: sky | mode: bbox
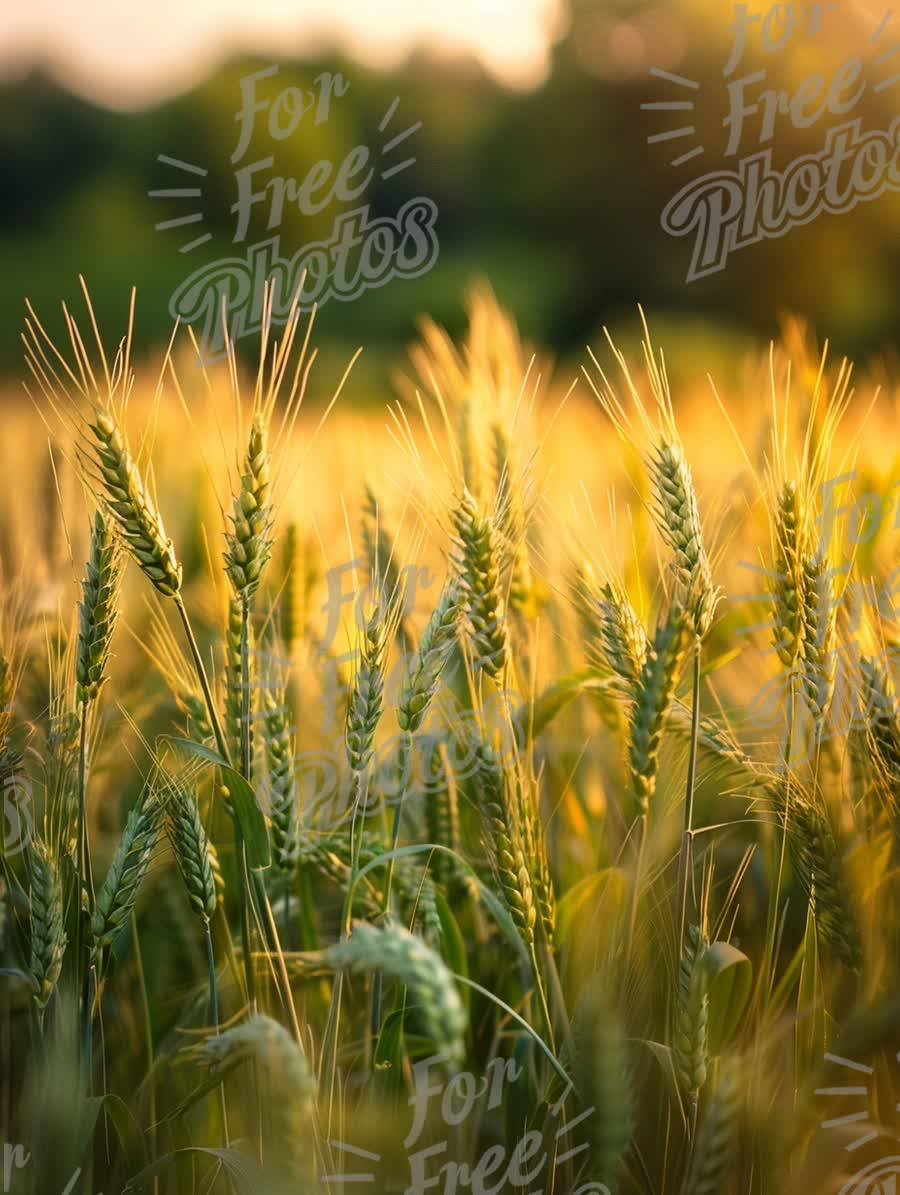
[0,0,564,107]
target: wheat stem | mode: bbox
[677,639,702,960]
[174,596,230,764]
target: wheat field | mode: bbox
[1,284,900,1194]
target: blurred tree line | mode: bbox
[3,0,900,393]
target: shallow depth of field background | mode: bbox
[6,5,900,1194]
[1,0,899,387]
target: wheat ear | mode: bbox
[771,481,804,667]
[397,581,460,734]
[674,924,710,1107]
[451,488,509,680]
[492,421,534,617]
[87,408,182,597]
[629,611,687,814]
[263,690,299,879]
[224,414,273,599]
[201,1014,316,1178]
[683,1058,740,1194]
[28,838,67,1012]
[860,654,900,781]
[475,737,537,948]
[769,781,862,970]
[91,792,163,961]
[798,552,837,730]
[326,922,467,1065]
[75,510,122,704]
[166,784,217,923]
[649,438,718,639]
[345,605,389,777]
[571,979,635,1192]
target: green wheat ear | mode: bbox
[451,488,509,680]
[770,781,862,971]
[684,1057,741,1195]
[649,438,719,639]
[87,407,182,597]
[326,922,468,1066]
[629,610,687,814]
[345,603,389,776]
[263,689,299,879]
[166,784,217,923]
[599,580,649,687]
[76,510,122,704]
[674,923,710,1105]
[570,976,636,1193]
[397,580,460,733]
[474,737,538,949]
[224,413,273,599]
[798,551,836,730]
[772,481,804,667]
[91,792,163,958]
[28,838,67,1011]
[860,654,900,781]
[200,1014,316,1179]
[223,594,250,770]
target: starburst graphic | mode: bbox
[641,68,704,168]
[817,1053,882,1153]
[148,155,211,253]
[378,97,423,182]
